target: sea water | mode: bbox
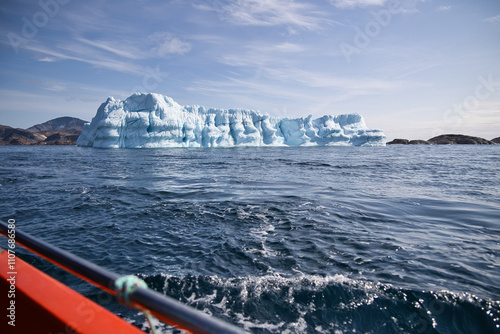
[0,145,499,333]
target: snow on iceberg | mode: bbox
[77,93,386,148]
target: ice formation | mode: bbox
[77,93,386,148]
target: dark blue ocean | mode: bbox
[1,145,499,333]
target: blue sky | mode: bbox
[0,0,499,140]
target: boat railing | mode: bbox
[0,220,247,334]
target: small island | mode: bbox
[387,134,498,145]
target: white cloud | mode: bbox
[37,57,58,62]
[245,42,305,55]
[268,42,305,53]
[484,14,500,23]
[77,38,142,59]
[44,82,68,93]
[265,68,404,93]
[6,32,187,76]
[195,0,331,30]
[212,38,410,108]
[330,0,427,12]
[21,42,147,76]
[189,66,407,106]
[150,32,192,56]
[330,0,388,8]
[217,41,305,69]
[437,5,451,11]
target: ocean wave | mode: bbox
[132,273,500,334]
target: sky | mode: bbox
[0,0,499,140]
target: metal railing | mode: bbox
[0,220,247,334]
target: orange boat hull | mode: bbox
[0,248,145,334]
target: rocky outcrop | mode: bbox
[428,134,495,145]
[0,125,45,145]
[387,139,410,145]
[0,117,88,145]
[42,131,81,145]
[387,135,496,145]
[387,139,430,145]
[409,140,430,145]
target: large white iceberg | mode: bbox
[77,93,386,148]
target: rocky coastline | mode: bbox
[387,134,499,145]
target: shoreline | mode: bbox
[387,134,499,145]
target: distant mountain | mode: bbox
[0,117,88,145]
[27,116,87,134]
[492,137,500,144]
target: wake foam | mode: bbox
[135,273,500,333]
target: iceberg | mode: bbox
[77,93,386,148]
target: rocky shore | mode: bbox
[387,134,498,145]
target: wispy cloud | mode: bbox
[218,41,305,68]
[437,5,451,11]
[149,32,192,56]
[484,14,500,23]
[194,0,332,30]
[187,76,316,113]
[210,37,411,108]
[2,0,191,71]
[2,30,189,76]
[189,65,407,108]
[265,68,404,93]
[367,46,444,80]
[329,0,387,8]
[330,0,427,13]
[21,77,129,98]
[58,3,140,37]
[18,42,147,76]
[250,42,305,53]
[187,68,412,121]
[77,38,142,59]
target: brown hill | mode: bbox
[27,116,87,134]
[1,117,88,145]
[0,125,45,145]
